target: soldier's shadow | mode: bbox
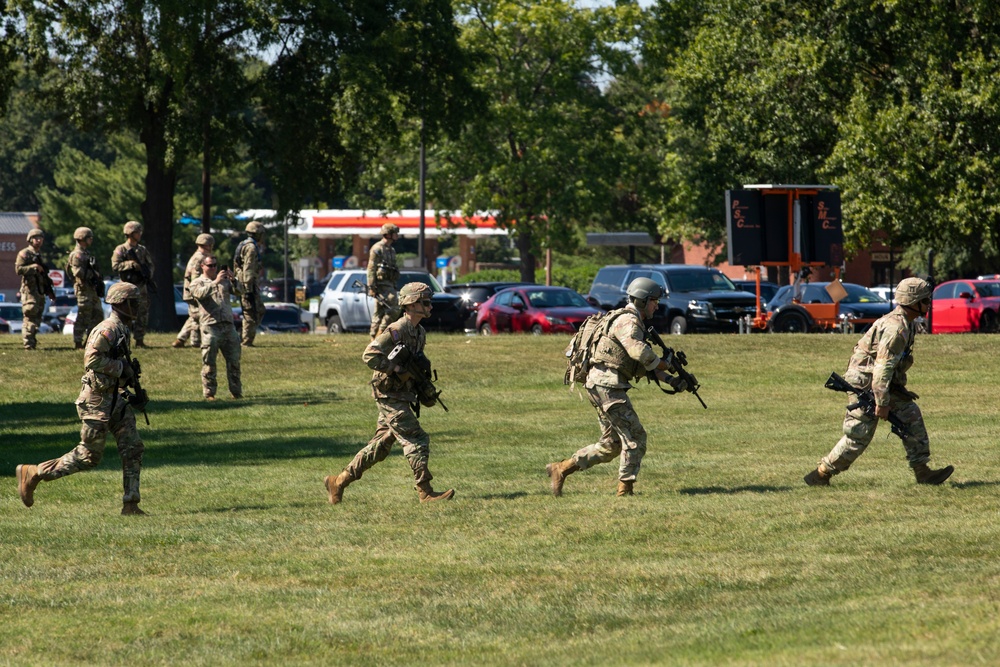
[678,485,792,495]
[949,480,1000,490]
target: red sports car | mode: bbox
[930,279,1000,333]
[475,286,600,335]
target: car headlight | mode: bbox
[839,311,858,321]
[546,316,567,325]
[688,300,716,318]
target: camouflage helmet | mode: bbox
[895,277,932,306]
[626,277,664,307]
[398,282,433,306]
[105,281,140,305]
[381,223,400,236]
[73,227,94,241]
[26,228,44,242]
[245,221,265,235]
[124,220,142,235]
[195,233,215,247]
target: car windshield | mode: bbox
[840,284,888,304]
[666,271,736,292]
[398,272,443,293]
[526,289,588,308]
[974,282,1000,297]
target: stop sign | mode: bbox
[49,270,65,288]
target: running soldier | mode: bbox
[16,282,149,515]
[190,256,242,401]
[805,277,954,486]
[367,222,400,338]
[173,233,215,349]
[546,277,689,497]
[14,228,54,350]
[235,221,265,347]
[68,226,105,350]
[324,282,455,504]
[111,220,155,348]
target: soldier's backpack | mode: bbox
[563,309,626,390]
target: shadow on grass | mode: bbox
[477,491,530,501]
[678,485,792,495]
[949,480,1000,489]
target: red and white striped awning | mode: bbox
[238,209,508,237]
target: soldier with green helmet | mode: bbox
[324,281,455,504]
[16,282,149,515]
[805,277,954,486]
[173,233,216,349]
[14,228,52,350]
[546,277,690,497]
[366,222,401,338]
[111,220,155,348]
[235,221,265,347]
[190,255,242,400]
[68,226,105,350]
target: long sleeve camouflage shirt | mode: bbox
[843,306,916,407]
[190,275,235,326]
[363,317,425,401]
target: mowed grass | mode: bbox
[1,330,999,666]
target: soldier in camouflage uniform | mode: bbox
[16,282,149,515]
[190,256,242,401]
[547,277,689,497]
[173,233,215,349]
[324,282,455,504]
[805,277,954,486]
[111,221,155,348]
[235,221,265,347]
[366,222,401,338]
[14,228,52,350]
[68,227,105,350]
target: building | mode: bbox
[0,212,41,302]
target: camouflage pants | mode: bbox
[36,386,144,504]
[75,295,105,346]
[200,322,242,398]
[133,288,150,344]
[345,397,432,484]
[369,284,399,337]
[241,288,264,346]
[571,385,648,482]
[20,292,43,349]
[177,302,202,345]
[821,389,931,474]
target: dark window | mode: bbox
[495,290,513,307]
[933,283,955,300]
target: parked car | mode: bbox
[316,269,470,333]
[766,282,892,333]
[259,303,311,333]
[46,292,78,327]
[475,285,600,335]
[444,281,537,332]
[261,279,303,303]
[732,280,781,309]
[174,285,189,326]
[0,303,55,335]
[587,264,758,334]
[62,302,114,336]
[0,317,9,334]
[930,279,1000,333]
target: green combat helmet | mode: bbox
[626,277,664,309]
[381,223,400,236]
[895,277,931,306]
[27,228,44,242]
[196,233,215,247]
[73,227,94,242]
[106,282,141,319]
[123,220,143,236]
[245,221,265,236]
[399,282,433,306]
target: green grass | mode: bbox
[2,331,999,666]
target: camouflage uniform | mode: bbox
[68,242,105,348]
[190,272,242,399]
[111,241,154,345]
[33,311,145,506]
[820,305,931,473]
[568,304,661,482]
[177,247,212,346]
[14,243,48,349]
[366,238,400,337]
[235,236,264,346]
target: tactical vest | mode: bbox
[590,308,647,380]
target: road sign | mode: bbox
[49,270,65,288]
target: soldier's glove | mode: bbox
[120,362,135,386]
[668,375,688,393]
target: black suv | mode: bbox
[587,264,758,334]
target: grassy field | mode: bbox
[1,330,999,666]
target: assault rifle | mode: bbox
[386,342,448,416]
[824,372,908,439]
[122,247,157,294]
[122,353,150,425]
[86,256,105,298]
[30,252,56,300]
[646,325,708,409]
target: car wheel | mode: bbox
[479,322,493,336]
[771,310,810,333]
[979,309,997,333]
[530,323,544,335]
[325,313,343,334]
[670,316,688,335]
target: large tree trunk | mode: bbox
[516,228,536,283]
[141,117,179,332]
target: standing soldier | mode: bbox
[367,222,401,338]
[16,282,149,515]
[235,221,265,347]
[546,278,689,497]
[14,228,54,350]
[68,226,105,350]
[111,220,155,348]
[804,277,954,487]
[324,282,455,504]
[173,233,215,349]
[190,256,242,401]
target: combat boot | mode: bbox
[616,480,634,496]
[121,502,146,515]
[913,463,954,485]
[545,459,580,497]
[804,467,832,487]
[416,481,455,503]
[16,464,40,507]
[171,338,185,348]
[324,470,355,504]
